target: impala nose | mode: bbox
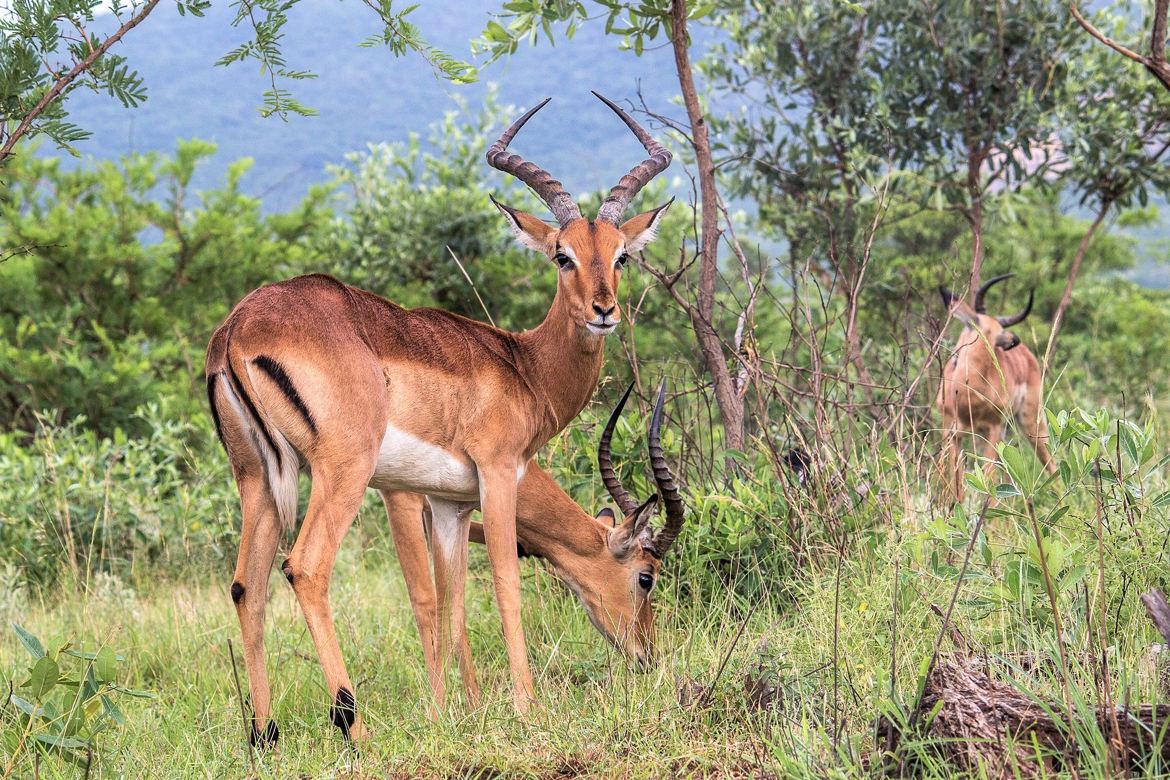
[593,302,616,319]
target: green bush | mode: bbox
[0,407,238,588]
[0,141,330,437]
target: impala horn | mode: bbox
[487,98,582,227]
[647,381,685,558]
[997,288,1034,327]
[592,92,673,225]
[973,273,1013,314]
[598,382,639,516]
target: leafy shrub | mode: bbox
[2,624,150,774]
[0,141,330,437]
[0,407,238,588]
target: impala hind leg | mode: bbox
[231,474,284,748]
[938,422,966,505]
[979,423,1004,482]
[427,498,480,711]
[284,463,372,742]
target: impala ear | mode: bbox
[940,289,979,329]
[619,198,673,253]
[596,507,617,527]
[608,495,658,556]
[492,195,557,253]
[995,331,1021,351]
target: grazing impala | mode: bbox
[936,273,1055,502]
[205,94,672,744]
[382,382,685,713]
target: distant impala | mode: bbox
[206,94,672,744]
[936,274,1055,502]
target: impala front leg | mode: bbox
[477,462,536,713]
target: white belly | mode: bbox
[368,424,480,500]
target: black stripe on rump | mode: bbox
[226,359,284,470]
[206,375,226,450]
[252,355,318,436]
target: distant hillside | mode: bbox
[55,0,708,211]
[39,2,1170,288]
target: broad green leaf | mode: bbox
[13,623,45,658]
[24,656,59,699]
[33,732,89,750]
[95,646,117,683]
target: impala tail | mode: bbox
[205,322,299,533]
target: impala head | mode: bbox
[939,273,1034,352]
[487,93,673,338]
[558,381,685,667]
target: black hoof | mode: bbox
[330,687,356,739]
[250,719,279,749]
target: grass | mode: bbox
[5,410,1170,777]
[0,523,786,779]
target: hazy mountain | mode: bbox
[41,2,1170,285]
[59,0,709,210]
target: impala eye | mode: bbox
[637,572,654,592]
[554,251,573,269]
[616,252,630,268]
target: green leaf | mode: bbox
[111,686,155,699]
[33,732,89,750]
[95,646,117,683]
[9,695,42,718]
[101,694,125,725]
[994,482,1021,499]
[13,623,45,658]
[24,656,59,699]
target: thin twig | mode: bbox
[908,498,988,733]
[446,245,496,328]
[227,639,258,775]
[699,599,760,710]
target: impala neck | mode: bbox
[517,290,607,438]
[515,466,607,564]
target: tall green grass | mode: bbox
[4,402,1170,777]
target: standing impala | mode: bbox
[936,273,1055,502]
[205,94,672,744]
[382,382,685,714]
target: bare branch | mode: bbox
[1142,589,1170,646]
[1070,3,1147,65]
[1152,0,1169,67]
[1071,1,1170,92]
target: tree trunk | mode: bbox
[1041,200,1111,372]
[669,0,746,453]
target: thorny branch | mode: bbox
[0,0,163,165]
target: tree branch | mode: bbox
[0,0,162,165]
[1071,1,1170,92]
